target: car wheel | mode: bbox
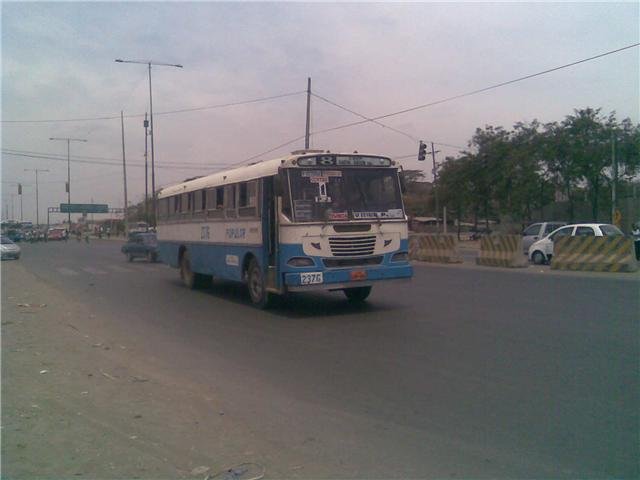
[147,251,156,263]
[343,286,372,303]
[247,258,272,308]
[532,251,546,265]
[127,253,134,262]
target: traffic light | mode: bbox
[418,141,427,161]
[18,184,22,195]
[65,182,69,193]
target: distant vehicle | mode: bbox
[522,221,567,253]
[129,221,150,233]
[47,228,66,241]
[528,223,624,265]
[121,232,158,262]
[5,229,23,243]
[156,150,413,307]
[1,235,21,260]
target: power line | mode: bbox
[1,148,237,169]
[312,92,465,150]
[310,43,640,137]
[1,91,306,124]
[311,92,419,142]
[1,151,219,171]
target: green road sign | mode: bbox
[60,203,109,214]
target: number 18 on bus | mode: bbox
[156,150,413,307]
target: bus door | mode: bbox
[263,177,280,292]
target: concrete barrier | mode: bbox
[551,236,638,273]
[408,234,463,263]
[476,235,527,268]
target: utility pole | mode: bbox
[144,112,149,224]
[19,183,23,221]
[49,137,87,225]
[121,111,129,236]
[431,142,441,232]
[305,77,311,149]
[611,130,618,224]
[115,58,183,226]
[24,168,49,226]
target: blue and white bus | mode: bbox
[156,150,413,307]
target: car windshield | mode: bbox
[600,224,624,236]
[286,168,403,222]
[1,236,13,244]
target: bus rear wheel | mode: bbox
[343,286,372,303]
[247,258,272,309]
[180,250,211,289]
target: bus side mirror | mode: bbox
[273,176,283,196]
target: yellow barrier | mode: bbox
[408,234,463,263]
[476,235,527,268]
[551,236,638,273]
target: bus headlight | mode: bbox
[287,257,315,267]
[391,252,409,262]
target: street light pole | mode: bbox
[115,58,183,226]
[24,168,49,226]
[49,137,87,226]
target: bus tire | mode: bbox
[343,286,372,303]
[247,257,272,308]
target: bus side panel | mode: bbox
[158,240,265,283]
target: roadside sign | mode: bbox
[60,203,109,214]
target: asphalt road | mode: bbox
[5,239,639,478]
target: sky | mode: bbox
[2,1,638,224]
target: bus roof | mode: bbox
[158,151,394,198]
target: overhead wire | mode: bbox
[1,91,306,124]
[309,43,640,137]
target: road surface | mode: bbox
[2,239,638,478]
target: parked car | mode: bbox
[521,221,567,253]
[121,232,158,262]
[47,228,67,241]
[528,223,624,265]
[1,235,21,260]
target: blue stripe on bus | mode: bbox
[158,241,265,282]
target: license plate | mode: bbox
[300,272,323,285]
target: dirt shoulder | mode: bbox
[1,261,274,479]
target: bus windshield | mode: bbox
[286,168,404,222]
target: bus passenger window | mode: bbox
[216,188,224,209]
[239,181,258,217]
[224,185,237,218]
[206,188,223,219]
[181,193,190,213]
[173,195,181,215]
[194,190,203,212]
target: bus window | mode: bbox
[239,181,258,217]
[173,195,181,216]
[206,188,224,219]
[224,185,237,218]
[181,193,190,214]
[194,190,203,212]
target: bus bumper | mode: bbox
[283,264,413,292]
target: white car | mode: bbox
[528,223,624,265]
[1,235,21,260]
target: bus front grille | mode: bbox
[329,236,376,257]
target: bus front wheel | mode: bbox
[247,258,272,309]
[343,286,372,303]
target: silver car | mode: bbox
[1,235,21,260]
[522,222,567,253]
